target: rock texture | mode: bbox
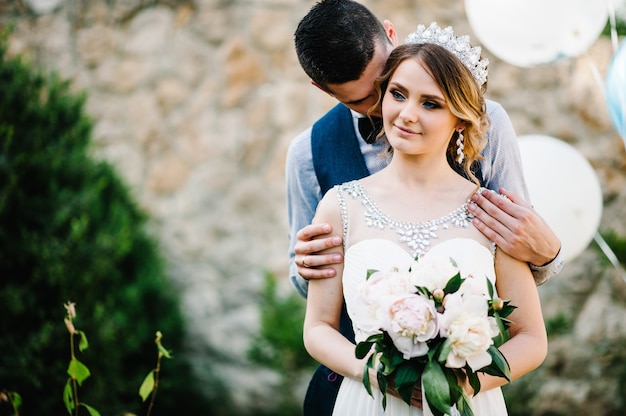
[2,0,626,414]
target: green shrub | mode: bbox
[0,29,227,415]
[247,271,316,415]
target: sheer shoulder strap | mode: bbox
[335,182,352,251]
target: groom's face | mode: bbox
[323,41,393,118]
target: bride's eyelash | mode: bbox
[389,89,406,101]
[423,100,440,109]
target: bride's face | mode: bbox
[382,58,460,158]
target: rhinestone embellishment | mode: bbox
[338,181,476,258]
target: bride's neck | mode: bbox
[384,156,463,191]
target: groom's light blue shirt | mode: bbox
[285,99,563,297]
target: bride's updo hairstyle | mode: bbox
[371,42,489,187]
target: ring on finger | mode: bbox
[302,256,309,268]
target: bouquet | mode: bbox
[353,253,515,416]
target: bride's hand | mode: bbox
[366,367,423,409]
[455,369,475,397]
[388,383,423,409]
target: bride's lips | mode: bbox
[393,124,418,136]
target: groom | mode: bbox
[286,1,563,414]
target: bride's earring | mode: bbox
[456,130,465,164]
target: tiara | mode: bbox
[405,22,489,87]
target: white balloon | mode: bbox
[517,135,603,262]
[465,0,609,67]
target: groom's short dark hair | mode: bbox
[294,0,390,90]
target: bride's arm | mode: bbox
[467,249,548,393]
[303,189,367,380]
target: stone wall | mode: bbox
[2,0,626,414]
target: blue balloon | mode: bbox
[605,40,626,142]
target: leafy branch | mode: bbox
[0,390,22,416]
[138,331,173,416]
[3,303,175,416]
[63,302,100,416]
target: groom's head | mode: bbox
[294,0,397,116]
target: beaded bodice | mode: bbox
[336,180,480,258]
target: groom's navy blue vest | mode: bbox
[311,104,370,195]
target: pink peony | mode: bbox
[382,294,439,359]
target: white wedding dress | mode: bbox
[331,181,509,416]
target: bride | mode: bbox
[303,25,547,416]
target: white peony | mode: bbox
[362,269,415,300]
[409,255,459,292]
[439,292,500,371]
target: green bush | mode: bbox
[0,29,228,415]
[247,271,316,416]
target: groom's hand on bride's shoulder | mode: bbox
[467,187,560,266]
[295,223,344,280]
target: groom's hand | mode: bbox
[468,188,560,267]
[295,223,343,279]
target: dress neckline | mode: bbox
[337,181,482,258]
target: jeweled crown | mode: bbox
[405,22,489,87]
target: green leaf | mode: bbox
[377,367,388,410]
[362,353,376,397]
[466,369,481,395]
[377,365,388,395]
[9,392,22,409]
[67,358,90,386]
[415,286,430,298]
[482,346,511,381]
[395,362,421,389]
[355,341,374,359]
[397,382,414,407]
[456,390,475,416]
[395,362,421,405]
[63,379,74,414]
[379,352,399,375]
[437,338,452,364]
[77,330,89,352]
[486,276,495,298]
[499,302,517,320]
[366,269,379,280]
[443,272,464,295]
[139,370,155,402]
[157,343,173,359]
[80,403,101,416]
[422,361,452,415]
[492,311,512,347]
[445,369,461,404]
